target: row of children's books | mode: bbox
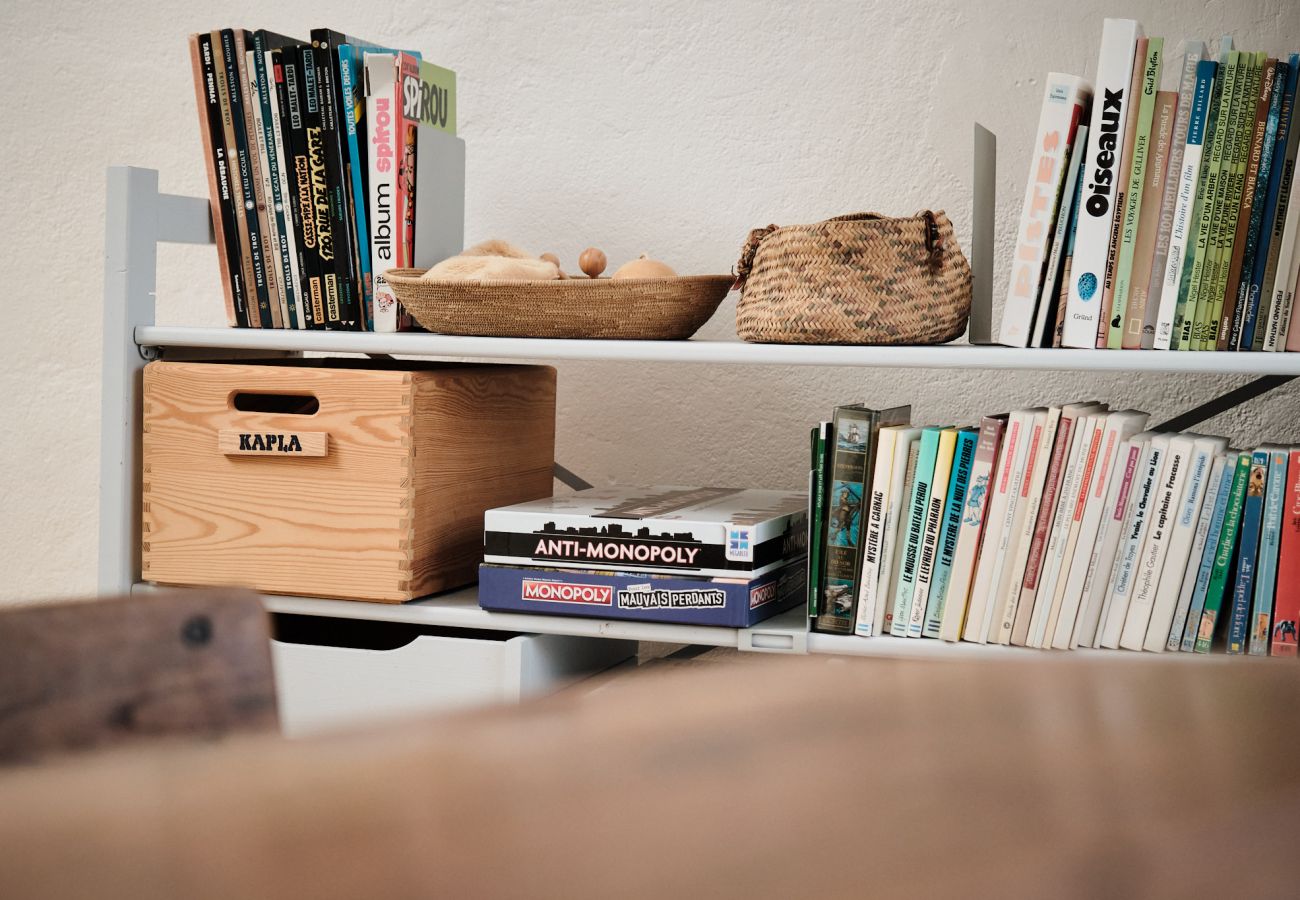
[188,28,456,331]
[807,403,1300,657]
[1000,19,1300,352]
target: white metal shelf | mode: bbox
[134,326,1300,376]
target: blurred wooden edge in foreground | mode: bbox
[1,652,1297,899]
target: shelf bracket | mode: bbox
[1151,374,1297,432]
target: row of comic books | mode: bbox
[808,403,1300,657]
[187,28,455,331]
[1000,20,1300,351]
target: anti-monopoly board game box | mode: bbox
[478,560,806,627]
[483,486,808,579]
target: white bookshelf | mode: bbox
[104,168,1297,667]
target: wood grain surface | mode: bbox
[142,362,556,602]
[0,589,276,765]
[1,655,1296,898]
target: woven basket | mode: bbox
[384,269,733,340]
[734,211,971,345]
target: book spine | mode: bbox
[1181,451,1238,650]
[1226,450,1268,653]
[1042,416,1107,645]
[1001,76,1089,347]
[365,53,401,332]
[190,33,246,327]
[234,31,282,328]
[1159,61,1217,348]
[1061,19,1142,347]
[1279,178,1300,351]
[854,428,896,636]
[1003,411,1057,645]
[817,410,879,634]
[1229,60,1281,349]
[313,47,360,329]
[216,30,269,327]
[265,50,305,329]
[1125,90,1177,348]
[807,424,827,619]
[1175,53,1234,349]
[1099,436,1166,648]
[1271,448,1300,656]
[1166,451,1226,650]
[942,417,1004,641]
[1146,44,1206,347]
[1121,434,1193,649]
[1250,449,1288,655]
[910,429,956,637]
[891,430,938,636]
[296,47,339,327]
[339,45,375,329]
[1108,38,1162,349]
[1194,451,1251,652]
[396,53,420,272]
[1201,52,1259,348]
[1258,56,1300,349]
[1033,121,1088,347]
[1097,37,1149,348]
[250,41,298,328]
[975,412,1035,642]
[1051,151,1088,346]
[925,430,976,638]
[279,48,324,328]
[1016,413,1075,640]
[1082,437,1147,646]
[885,441,921,635]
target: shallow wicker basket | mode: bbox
[384,269,734,340]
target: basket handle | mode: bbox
[733,224,778,290]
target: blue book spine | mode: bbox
[1246,55,1299,340]
[923,429,977,637]
[1227,450,1269,654]
[1182,450,1238,651]
[1170,59,1221,350]
[1250,449,1289,655]
[1237,60,1289,348]
[338,44,372,329]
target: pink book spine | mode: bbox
[1271,448,1300,656]
[1020,417,1075,596]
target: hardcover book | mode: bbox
[477,560,805,628]
[806,423,829,618]
[364,52,402,332]
[262,47,306,329]
[1194,451,1252,653]
[1182,451,1240,651]
[1001,74,1091,347]
[1062,18,1143,347]
[1226,450,1269,654]
[1249,447,1288,655]
[1258,55,1300,349]
[1271,447,1300,656]
[943,415,1005,642]
[1166,452,1228,650]
[819,405,910,634]
[482,487,808,581]
[859,426,921,636]
[1250,58,1294,349]
[1276,150,1300,351]
[924,428,978,638]
[1124,90,1177,348]
[232,29,283,328]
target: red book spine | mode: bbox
[1270,448,1300,656]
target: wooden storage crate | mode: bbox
[142,360,556,602]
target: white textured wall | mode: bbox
[1,0,1297,603]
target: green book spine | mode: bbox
[1108,38,1164,348]
[1203,52,1264,348]
[1195,452,1251,652]
[807,424,826,619]
[1175,49,1236,348]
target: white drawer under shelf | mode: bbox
[270,614,635,737]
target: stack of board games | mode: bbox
[187,27,457,332]
[998,20,1300,352]
[806,400,1300,659]
[479,487,807,627]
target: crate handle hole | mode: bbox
[232,393,320,415]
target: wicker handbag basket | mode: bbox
[734,211,971,345]
[384,269,733,340]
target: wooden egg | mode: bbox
[578,247,607,278]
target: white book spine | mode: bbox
[1145,437,1226,651]
[265,50,304,329]
[963,414,1025,643]
[365,53,401,333]
[1077,434,1153,647]
[997,409,1058,644]
[1099,434,1169,649]
[1265,202,1300,350]
[854,428,899,636]
[940,432,998,642]
[1055,411,1149,649]
[1062,18,1143,348]
[878,430,922,636]
[1167,453,1228,650]
[981,412,1039,642]
[1027,414,1094,647]
[1120,434,1197,650]
[1032,126,1089,347]
[1001,76,1091,347]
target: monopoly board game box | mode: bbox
[478,560,806,627]
[483,486,808,579]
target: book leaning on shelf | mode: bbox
[188,26,457,330]
[803,397,1300,660]
[999,19,1300,352]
